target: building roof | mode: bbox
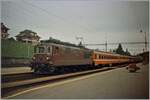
[1,23,10,31]
[16,29,40,39]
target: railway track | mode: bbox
[2,72,50,83]
[2,64,128,98]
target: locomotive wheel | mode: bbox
[34,69,39,74]
[34,68,44,74]
[71,67,78,72]
[57,67,65,74]
[48,67,56,73]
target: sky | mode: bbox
[1,0,149,55]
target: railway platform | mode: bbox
[7,63,149,99]
[1,67,32,75]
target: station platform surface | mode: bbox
[8,63,149,99]
[1,67,32,75]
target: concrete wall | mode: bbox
[2,57,32,67]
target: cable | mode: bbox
[22,0,94,33]
[84,42,149,46]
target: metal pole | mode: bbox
[138,24,147,52]
[144,32,147,51]
[105,41,107,52]
[105,33,107,52]
[76,36,84,46]
[28,44,30,58]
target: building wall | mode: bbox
[16,37,39,45]
[1,40,35,67]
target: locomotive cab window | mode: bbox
[38,47,45,53]
[34,46,45,53]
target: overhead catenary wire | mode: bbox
[22,0,95,34]
[84,41,149,46]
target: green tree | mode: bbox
[8,37,16,41]
[125,48,131,56]
[116,43,124,55]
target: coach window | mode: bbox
[99,55,101,59]
[95,54,96,59]
[110,56,112,59]
[97,54,99,59]
[107,56,109,59]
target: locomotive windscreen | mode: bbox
[34,45,52,54]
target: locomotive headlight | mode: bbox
[46,57,49,60]
[32,56,35,60]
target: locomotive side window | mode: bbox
[47,46,52,54]
[53,46,59,54]
[48,47,50,52]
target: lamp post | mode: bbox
[105,33,108,52]
[144,32,147,51]
[140,30,147,52]
[138,24,147,52]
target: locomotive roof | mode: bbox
[38,42,91,51]
[37,43,135,58]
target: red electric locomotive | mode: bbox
[30,43,92,74]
